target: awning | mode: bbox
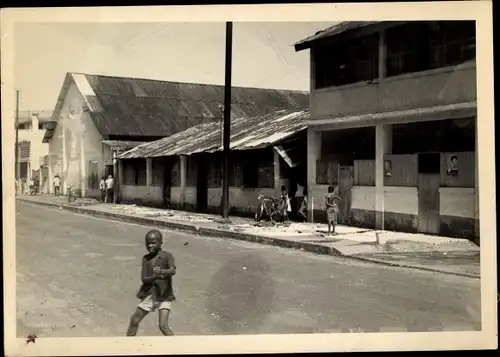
[118,110,309,160]
[308,102,477,130]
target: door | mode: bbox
[197,155,208,213]
[162,157,172,208]
[418,174,440,234]
[338,166,354,225]
[105,165,114,178]
[417,153,441,234]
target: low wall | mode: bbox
[207,187,275,215]
[439,187,477,239]
[120,184,163,206]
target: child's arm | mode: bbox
[157,253,176,278]
[141,258,157,284]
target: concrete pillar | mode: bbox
[273,149,281,197]
[80,136,86,198]
[62,126,67,195]
[307,128,321,222]
[474,117,479,239]
[117,158,124,203]
[378,29,387,80]
[146,158,153,186]
[179,155,187,206]
[375,124,393,229]
[48,153,53,194]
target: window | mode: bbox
[240,149,274,188]
[314,33,379,88]
[428,21,476,69]
[38,123,47,130]
[123,159,147,186]
[208,158,222,188]
[186,156,198,187]
[316,160,339,185]
[171,159,181,187]
[18,123,32,130]
[88,161,99,189]
[418,153,441,174]
[386,21,475,77]
[151,158,163,186]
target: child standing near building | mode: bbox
[325,185,341,235]
[99,177,106,202]
[126,229,176,336]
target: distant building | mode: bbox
[295,21,478,239]
[44,72,309,199]
[16,110,53,191]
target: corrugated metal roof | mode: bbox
[294,21,380,51]
[118,109,309,159]
[46,72,310,141]
[101,140,147,150]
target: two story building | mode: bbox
[16,110,53,192]
[295,21,478,240]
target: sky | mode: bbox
[14,22,335,111]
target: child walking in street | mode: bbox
[127,229,176,336]
[325,185,342,235]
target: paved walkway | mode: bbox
[16,194,480,278]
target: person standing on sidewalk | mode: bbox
[53,174,61,196]
[99,177,106,202]
[325,185,342,235]
[33,175,40,195]
[127,229,176,336]
[105,175,114,203]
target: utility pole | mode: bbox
[15,90,20,181]
[222,21,233,220]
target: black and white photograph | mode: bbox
[1,2,497,355]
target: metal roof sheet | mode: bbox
[118,109,309,159]
[46,72,310,141]
[101,140,148,150]
[294,21,380,51]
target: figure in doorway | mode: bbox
[105,175,114,203]
[33,175,40,195]
[325,185,342,235]
[53,174,61,196]
[298,188,308,221]
[280,185,291,223]
[294,182,306,220]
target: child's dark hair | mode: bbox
[281,185,287,192]
[328,185,334,193]
[145,229,163,242]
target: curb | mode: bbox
[347,255,480,279]
[18,198,479,279]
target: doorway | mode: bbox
[105,165,114,178]
[417,153,441,234]
[196,155,208,213]
[338,165,354,225]
[162,157,172,208]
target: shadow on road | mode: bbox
[204,252,275,334]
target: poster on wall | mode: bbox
[384,160,392,177]
[447,154,459,176]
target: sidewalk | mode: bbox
[17,194,480,278]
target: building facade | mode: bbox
[117,110,309,217]
[16,110,53,192]
[295,21,478,239]
[44,72,309,199]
